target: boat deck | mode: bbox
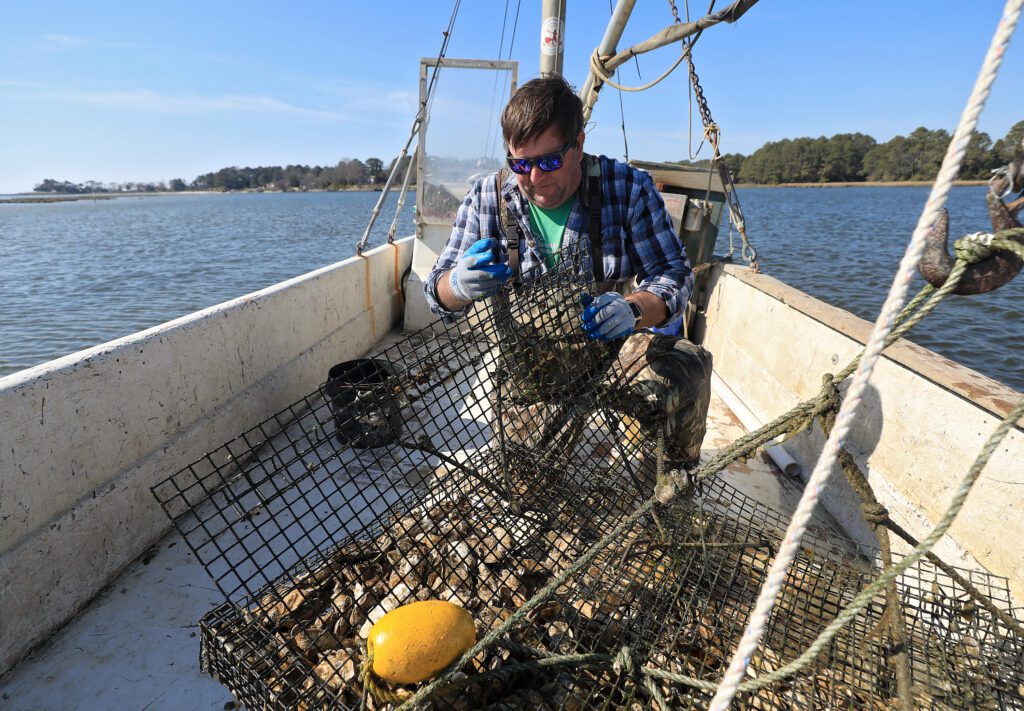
[0,329,844,710]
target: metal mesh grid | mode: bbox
[152,242,1024,710]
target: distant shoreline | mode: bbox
[734,180,988,189]
[0,187,391,204]
[2,180,991,204]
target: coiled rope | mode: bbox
[709,1,1024,707]
[589,45,690,92]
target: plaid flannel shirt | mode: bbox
[424,154,693,324]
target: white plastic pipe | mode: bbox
[710,371,802,478]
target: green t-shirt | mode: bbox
[527,197,576,268]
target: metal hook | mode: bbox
[989,157,1024,200]
[919,190,1023,295]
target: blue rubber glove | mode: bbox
[579,292,638,341]
[449,238,513,301]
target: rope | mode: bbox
[355,0,461,255]
[387,221,1021,709]
[358,652,412,706]
[817,385,912,709]
[589,45,689,93]
[392,390,1024,707]
[709,2,1024,706]
[990,232,1024,259]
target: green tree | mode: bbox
[961,131,998,179]
[906,127,949,179]
[366,157,385,183]
[992,120,1024,164]
[820,133,876,182]
[717,153,745,182]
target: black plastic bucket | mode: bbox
[325,359,402,448]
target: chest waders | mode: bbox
[487,157,611,453]
[488,157,713,470]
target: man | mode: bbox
[424,74,693,339]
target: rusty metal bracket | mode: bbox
[919,190,1024,295]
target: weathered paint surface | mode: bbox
[404,221,452,332]
[700,264,1023,604]
[0,237,413,675]
[0,360,829,709]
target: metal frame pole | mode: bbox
[540,0,567,76]
[579,0,636,120]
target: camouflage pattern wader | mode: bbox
[489,306,712,478]
[485,157,712,486]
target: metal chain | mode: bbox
[686,54,716,132]
[668,0,715,132]
[669,0,759,270]
[668,0,682,24]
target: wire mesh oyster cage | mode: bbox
[152,245,1024,710]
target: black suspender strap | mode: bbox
[587,172,603,281]
[498,159,602,281]
[496,167,523,284]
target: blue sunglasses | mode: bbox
[506,142,575,175]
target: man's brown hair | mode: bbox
[501,75,584,150]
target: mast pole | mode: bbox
[579,0,636,120]
[539,0,567,76]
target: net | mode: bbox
[152,242,1024,710]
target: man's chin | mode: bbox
[528,189,564,208]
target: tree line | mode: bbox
[32,122,1024,193]
[675,121,1023,184]
[33,157,407,194]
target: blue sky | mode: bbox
[1,1,1021,193]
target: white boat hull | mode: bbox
[0,238,413,674]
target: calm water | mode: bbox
[0,187,1021,391]
[0,192,415,377]
[739,186,1022,392]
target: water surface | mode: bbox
[738,186,1022,392]
[1,191,415,377]
[0,186,1020,392]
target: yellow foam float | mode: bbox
[367,600,477,685]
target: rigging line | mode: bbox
[610,0,630,162]
[483,0,513,163]
[709,0,1024,707]
[678,0,716,159]
[355,0,461,254]
[507,0,522,62]
[423,0,461,120]
[486,0,523,161]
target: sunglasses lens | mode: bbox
[537,154,563,172]
[508,158,531,174]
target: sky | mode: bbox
[1,1,1022,194]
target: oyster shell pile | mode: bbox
[205,472,1018,710]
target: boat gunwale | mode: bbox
[713,263,1023,425]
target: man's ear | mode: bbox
[576,130,586,152]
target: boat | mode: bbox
[1,1,1022,709]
